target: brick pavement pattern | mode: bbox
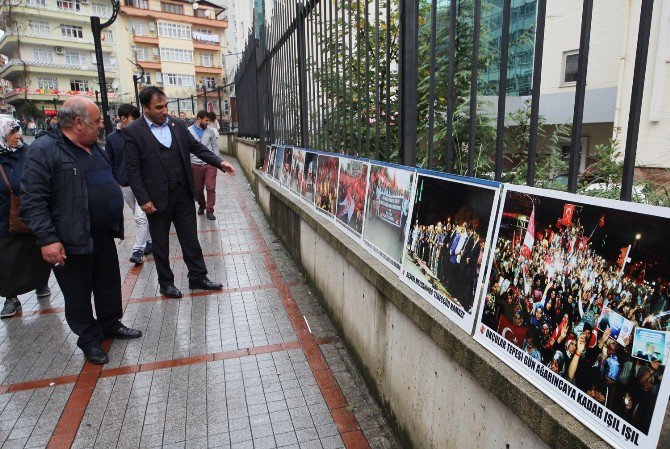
[0,156,402,449]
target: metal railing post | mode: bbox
[398,0,419,167]
[296,3,309,147]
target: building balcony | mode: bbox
[3,87,118,104]
[193,41,220,51]
[1,4,95,23]
[0,32,114,55]
[133,60,162,70]
[132,35,160,45]
[0,59,117,80]
[121,6,228,29]
[195,65,222,75]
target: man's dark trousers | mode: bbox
[53,235,122,350]
[147,183,207,287]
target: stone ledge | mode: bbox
[254,169,606,449]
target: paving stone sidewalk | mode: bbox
[0,156,402,449]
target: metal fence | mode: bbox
[234,0,656,203]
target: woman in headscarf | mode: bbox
[0,115,51,317]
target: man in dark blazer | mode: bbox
[122,86,236,298]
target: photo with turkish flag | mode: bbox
[476,184,670,449]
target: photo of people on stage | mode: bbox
[290,149,305,195]
[280,146,293,187]
[480,188,670,435]
[403,175,497,316]
[336,159,369,237]
[363,164,414,270]
[315,154,339,217]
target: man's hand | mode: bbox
[220,161,236,175]
[42,242,67,266]
[141,201,157,214]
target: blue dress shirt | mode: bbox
[144,116,172,147]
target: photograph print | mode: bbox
[266,145,277,178]
[335,158,369,238]
[262,145,271,174]
[290,148,306,196]
[280,146,293,188]
[362,163,416,272]
[299,151,317,204]
[314,154,339,218]
[272,145,285,180]
[401,172,500,332]
[475,184,670,449]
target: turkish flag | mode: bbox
[520,207,535,259]
[599,214,605,227]
[498,314,528,348]
[563,204,575,226]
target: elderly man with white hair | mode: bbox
[20,97,142,365]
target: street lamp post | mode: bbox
[91,0,120,136]
[129,60,145,107]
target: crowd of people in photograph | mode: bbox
[336,165,368,232]
[406,217,484,312]
[316,157,338,214]
[366,170,411,241]
[482,216,667,434]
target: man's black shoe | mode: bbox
[189,277,223,290]
[206,211,216,220]
[160,284,183,298]
[106,325,143,340]
[82,346,109,365]
[197,207,205,215]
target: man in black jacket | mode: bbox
[20,97,142,365]
[122,87,236,299]
[106,104,152,265]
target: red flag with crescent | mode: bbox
[563,204,575,226]
[497,314,527,348]
[520,207,535,259]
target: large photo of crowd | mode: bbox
[266,145,277,178]
[401,173,499,331]
[477,186,670,448]
[290,148,305,195]
[362,163,414,271]
[336,159,369,237]
[315,154,339,217]
[272,145,284,180]
[280,146,293,187]
[299,152,317,204]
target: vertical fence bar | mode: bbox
[399,0,419,167]
[348,0,354,154]
[467,0,481,177]
[427,0,438,169]
[335,0,342,151]
[527,0,547,186]
[384,0,391,160]
[356,0,363,155]
[295,3,309,147]
[494,0,511,181]
[305,2,314,146]
[364,0,371,158]
[445,0,457,172]
[567,0,593,193]
[621,0,654,201]
[320,0,328,151]
[374,0,381,160]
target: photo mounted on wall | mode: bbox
[262,145,271,174]
[280,146,293,187]
[314,154,339,218]
[362,163,416,272]
[266,145,277,178]
[401,172,500,332]
[290,148,306,196]
[299,151,317,205]
[272,145,285,180]
[335,158,369,238]
[475,184,670,449]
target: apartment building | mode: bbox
[0,0,119,118]
[117,0,229,116]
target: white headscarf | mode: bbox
[0,115,21,155]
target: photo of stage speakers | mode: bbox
[280,146,293,187]
[266,145,277,178]
[299,152,317,204]
[475,185,670,449]
[335,158,369,238]
[315,154,339,218]
[362,163,415,272]
[290,148,305,196]
[401,172,500,332]
[272,145,285,180]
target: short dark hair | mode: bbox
[138,86,165,107]
[196,110,208,120]
[117,103,140,120]
[208,111,217,121]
